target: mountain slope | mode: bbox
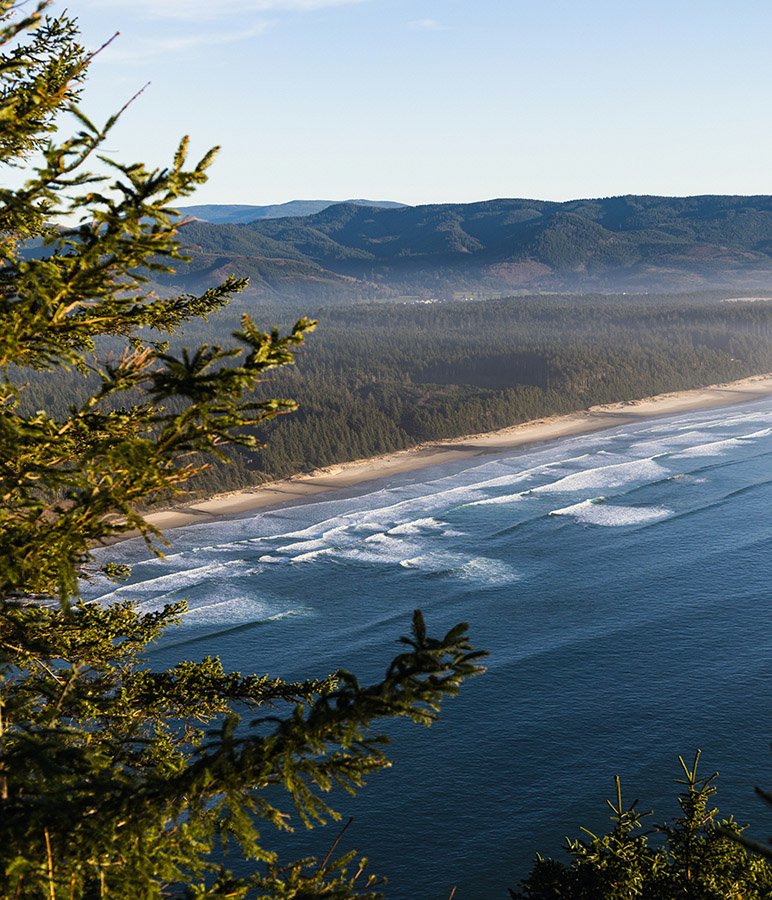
[161,195,772,301]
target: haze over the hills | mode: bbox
[156,194,772,302]
[177,198,407,225]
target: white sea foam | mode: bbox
[396,552,520,585]
[93,560,246,604]
[387,517,446,534]
[550,499,672,527]
[126,575,294,621]
[279,522,350,542]
[276,537,332,553]
[336,535,422,565]
[267,528,420,568]
[746,426,772,438]
[650,424,772,460]
[291,548,335,563]
[461,457,609,507]
[176,597,307,627]
[628,430,719,455]
[533,457,667,494]
[120,453,612,567]
[457,557,521,585]
[363,532,395,544]
[86,398,772,623]
[466,456,593,493]
[397,551,466,572]
[254,455,600,548]
[257,555,291,564]
[669,473,708,484]
[672,437,744,458]
[465,490,528,507]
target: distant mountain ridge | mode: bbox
[157,195,772,301]
[177,198,407,224]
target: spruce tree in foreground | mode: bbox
[511,752,772,899]
[0,3,484,896]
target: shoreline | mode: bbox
[140,374,772,536]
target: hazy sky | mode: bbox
[50,0,772,206]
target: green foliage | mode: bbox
[511,752,772,899]
[1,600,482,897]
[0,4,484,896]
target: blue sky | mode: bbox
[53,0,772,206]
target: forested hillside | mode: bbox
[155,195,772,301]
[22,292,772,496]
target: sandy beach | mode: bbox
[142,374,772,534]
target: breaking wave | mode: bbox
[549,498,672,527]
[87,395,772,639]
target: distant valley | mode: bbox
[157,194,772,303]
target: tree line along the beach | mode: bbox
[1,2,770,896]
[249,292,772,478]
[20,291,772,495]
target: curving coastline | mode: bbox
[140,374,772,535]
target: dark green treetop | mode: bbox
[511,751,772,899]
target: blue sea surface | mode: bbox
[90,398,772,898]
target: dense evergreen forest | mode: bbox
[23,291,772,497]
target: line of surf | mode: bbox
[116,374,772,541]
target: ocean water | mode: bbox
[89,399,772,898]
